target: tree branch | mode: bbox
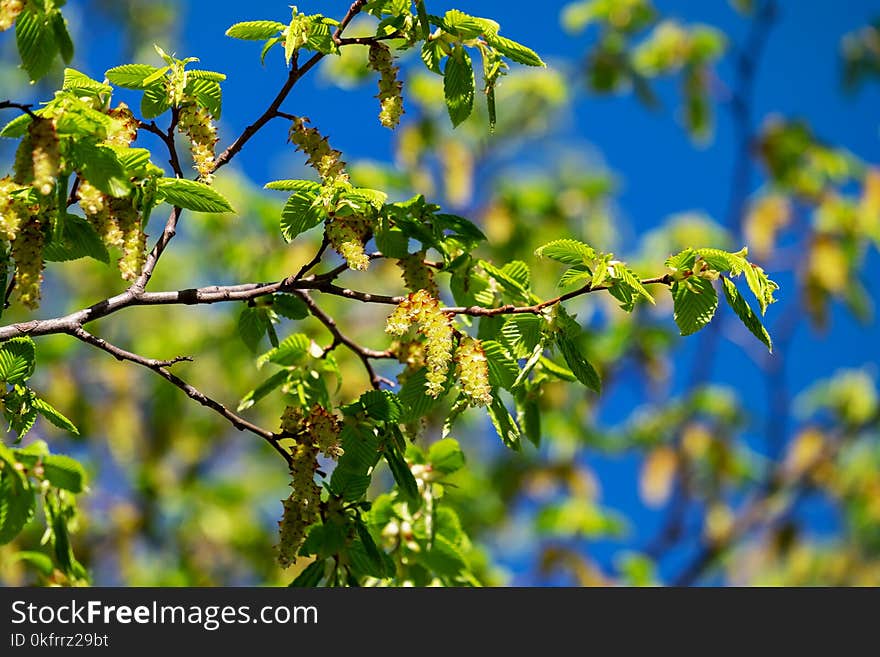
[70,327,292,466]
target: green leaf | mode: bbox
[71,142,130,197]
[338,423,381,473]
[16,8,58,83]
[259,333,310,367]
[238,306,271,353]
[428,438,465,474]
[0,337,36,384]
[481,340,518,390]
[43,214,110,264]
[237,370,289,412]
[42,454,86,493]
[265,179,322,193]
[0,113,33,139]
[261,37,283,65]
[280,191,323,241]
[487,395,521,450]
[418,533,467,577]
[51,12,73,64]
[671,277,718,336]
[289,558,326,587]
[187,70,227,82]
[479,259,530,301]
[33,397,79,435]
[186,78,222,119]
[555,332,601,393]
[608,263,655,310]
[226,20,286,40]
[535,239,597,266]
[696,247,748,275]
[721,277,772,352]
[360,390,402,422]
[421,39,445,74]
[558,265,592,290]
[157,178,234,213]
[483,33,545,67]
[63,68,112,97]
[384,447,419,503]
[140,80,171,119]
[273,294,308,320]
[502,260,531,289]
[444,46,475,128]
[397,368,441,422]
[105,64,162,89]
[0,469,35,544]
[10,550,55,577]
[742,262,778,315]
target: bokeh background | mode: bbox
[1,0,879,585]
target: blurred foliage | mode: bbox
[0,1,878,587]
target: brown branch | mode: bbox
[70,327,291,465]
[0,100,37,118]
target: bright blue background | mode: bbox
[58,1,880,583]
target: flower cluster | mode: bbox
[177,100,218,183]
[275,404,343,567]
[78,181,122,248]
[0,0,23,32]
[28,118,60,197]
[106,104,138,147]
[454,337,493,406]
[288,116,348,186]
[397,252,438,296]
[0,177,26,241]
[368,43,404,130]
[327,214,371,271]
[113,198,146,281]
[385,290,454,397]
[11,215,45,309]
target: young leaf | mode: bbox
[273,294,308,320]
[360,390,403,422]
[0,470,35,544]
[264,179,322,193]
[671,277,718,336]
[63,68,112,97]
[487,395,521,450]
[157,178,234,213]
[238,306,271,353]
[33,398,79,435]
[105,64,162,89]
[444,46,475,127]
[226,21,286,40]
[43,214,110,264]
[555,332,601,393]
[481,340,519,390]
[259,333,310,367]
[721,277,772,352]
[483,33,545,67]
[0,337,36,384]
[15,7,58,82]
[280,191,323,241]
[535,239,596,266]
[289,558,326,587]
[384,447,419,503]
[237,370,289,412]
[51,12,74,64]
[42,454,86,493]
[428,438,466,474]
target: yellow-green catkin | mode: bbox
[11,215,45,309]
[0,0,23,32]
[177,101,218,183]
[106,103,138,147]
[287,116,348,186]
[113,199,146,281]
[79,182,124,250]
[368,43,404,130]
[326,214,371,271]
[397,252,438,296]
[454,336,493,406]
[28,118,60,197]
[12,134,33,185]
[385,290,454,397]
[0,176,27,241]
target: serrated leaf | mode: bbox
[479,259,530,301]
[105,63,162,89]
[421,39,445,74]
[16,8,58,83]
[535,239,597,266]
[42,454,86,493]
[51,12,73,64]
[187,70,227,82]
[722,277,772,352]
[384,447,419,503]
[186,78,222,119]
[398,368,441,422]
[502,260,530,289]
[555,332,601,392]
[238,306,271,353]
[487,395,521,450]
[237,370,288,412]
[157,178,234,213]
[539,356,577,381]
[671,277,718,336]
[434,213,487,242]
[742,262,777,315]
[261,36,283,65]
[0,470,35,544]
[63,68,112,96]
[696,247,748,275]
[43,214,110,264]
[360,390,402,422]
[260,333,310,367]
[428,438,465,474]
[444,46,475,127]
[265,179,322,193]
[481,340,518,390]
[608,263,655,310]
[33,398,78,435]
[289,558,326,587]
[558,265,592,290]
[280,191,323,241]
[0,337,36,384]
[226,20,286,40]
[273,294,308,320]
[500,315,543,358]
[484,33,545,67]
[0,113,33,139]
[140,80,171,119]
[71,142,130,197]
